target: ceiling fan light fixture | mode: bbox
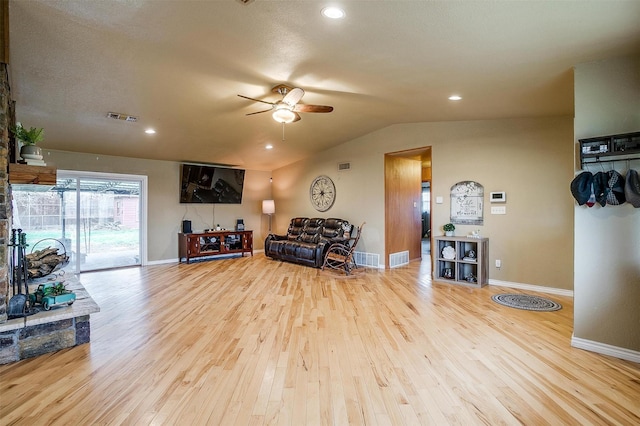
[272,107,296,123]
[322,7,345,19]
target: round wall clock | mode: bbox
[310,175,336,212]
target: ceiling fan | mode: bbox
[238,84,334,123]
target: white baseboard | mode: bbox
[147,258,178,265]
[489,279,574,297]
[571,335,640,363]
[148,250,264,266]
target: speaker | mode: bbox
[182,220,192,234]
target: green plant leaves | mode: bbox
[11,123,44,145]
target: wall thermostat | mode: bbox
[490,191,506,203]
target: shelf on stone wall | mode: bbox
[8,163,57,185]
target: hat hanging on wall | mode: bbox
[605,170,626,205]
[570,171,593,206]
[593,171,610,207]
[625,169,640,208]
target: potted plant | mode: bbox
[10,122,44,161]
[443,223,455,236]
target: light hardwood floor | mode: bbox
[1,255,639,425]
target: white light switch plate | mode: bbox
[491,206,506,215]
[436,196,443,204]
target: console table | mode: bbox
[178,230,253,264]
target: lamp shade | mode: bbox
[262,199,275,214]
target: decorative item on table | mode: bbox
[443,268,453,279]
[236,219,245,231]
[443,223,455,237]
[463,250,476,261]
[29,281,76,311]
[468,229,481,238]
[441,245,456,260]
[10,122,47,166]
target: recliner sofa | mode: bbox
[264,217,352,268]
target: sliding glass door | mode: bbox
[12,171,147,273]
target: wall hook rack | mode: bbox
[579,131,640,169]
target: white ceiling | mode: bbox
[8,1,640,171]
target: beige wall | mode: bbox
[273,116,575,289]
[573,56,640,352]
[43,150,273,261]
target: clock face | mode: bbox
[310,175,336,212]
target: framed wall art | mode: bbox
[450,181,484,225]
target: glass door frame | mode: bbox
[59,170,148,273]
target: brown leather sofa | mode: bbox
[264,217,352,268]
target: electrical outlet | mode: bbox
[495,259,501,268]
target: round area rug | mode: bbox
[491,293,562,311]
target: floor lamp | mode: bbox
[262,199,275,232]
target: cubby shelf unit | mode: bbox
[433,236,489,287]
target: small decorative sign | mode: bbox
[450,181,484,225]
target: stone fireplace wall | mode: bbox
[0,63,11,324]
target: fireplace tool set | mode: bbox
[7,229,36,319]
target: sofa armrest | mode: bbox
[265,233,288,242]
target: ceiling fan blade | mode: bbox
[294,104,334,113]
[292,112,302,122]
[245,108,273,116]
[282,87,305,107]
[237,94,276,106]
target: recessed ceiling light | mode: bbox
[448,95,462,101]
[265,144,273,150]
[145,128,156,134]
[322,7,345,19]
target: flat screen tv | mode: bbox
[180,164,245,204]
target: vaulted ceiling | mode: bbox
[8,1,640,171]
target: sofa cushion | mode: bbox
[296,242,318,261]
[287,217,308,240]
[299,232,319,243]
[299,218,324,243]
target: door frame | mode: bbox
[59,170,148,272]
[384,146,432,268]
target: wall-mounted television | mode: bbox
[180,164,245,204]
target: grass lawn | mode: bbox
[21,228,139,253]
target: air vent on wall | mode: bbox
[389,251,409,268]
[353,251,380,268]
[337,162,351,171]
[107,112,138,122]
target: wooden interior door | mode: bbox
[384,154,422,267]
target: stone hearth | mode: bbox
[0,275,100,364]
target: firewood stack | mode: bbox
[25,247,70,279]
